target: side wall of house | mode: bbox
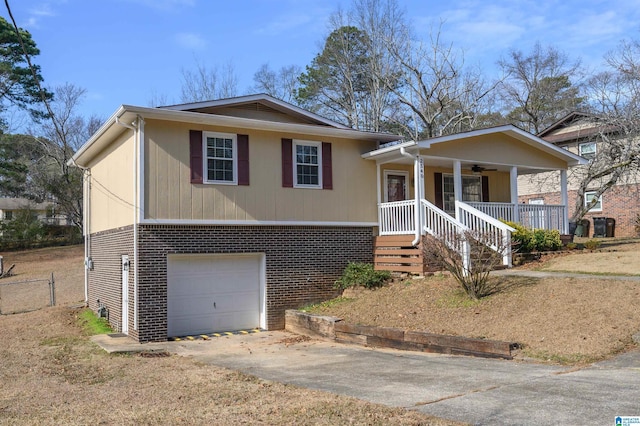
[87,131,135,234]
[134,225,374,343]
[519,183,640,237]
[86,226,136,339]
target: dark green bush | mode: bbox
[502,221,562,252]
[334,262,391,290]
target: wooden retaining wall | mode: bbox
[285,310,517,360]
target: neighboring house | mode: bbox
[518,112,640,238]
[0,197,69,226]
[71,94,585,343]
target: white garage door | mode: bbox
[167,253,265,337]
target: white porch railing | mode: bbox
[466,202,567,234]
[456,201,514,267]
[378,199,515,269]
[378,200,416,235]
[518,204,566,234]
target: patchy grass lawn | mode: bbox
[309,242,640,364]
[0,307,458,425]
[0,244,85,309]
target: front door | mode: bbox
[121,255,129,334]
[384,171,409,202]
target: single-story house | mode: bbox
[0,197,68,226]
[71,94,586,342]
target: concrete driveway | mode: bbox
[154,331,640,425]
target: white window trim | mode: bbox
[383,170,409,202]
[579,142,596,159]
[584,191,602,212]
[203,131,237,185]
[293,140,323,189]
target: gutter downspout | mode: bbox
[400,147,421,246]
[115,116,139,333]
[72,162,90,305]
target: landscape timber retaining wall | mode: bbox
[285,310,517,360]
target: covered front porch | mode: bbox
[363,126,587,273]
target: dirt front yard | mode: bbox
[0,307,457,425]
[309,240,640,364]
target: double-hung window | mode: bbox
[293,140,322,188]
[579,142,596,160]
[584,191,602,212]
[204,132,237,184]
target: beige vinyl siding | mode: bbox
[88,131,135,233]
[425,133,567,170]
[144,120,378,223]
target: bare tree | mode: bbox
[180,60,238,103]
[568,55,640,222]
[30,83,101,228]
[498,43,584,134]
[391,24,496,139]
[252,63,302,104]
[423,229,511,300]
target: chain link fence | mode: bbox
[0,273,55,315]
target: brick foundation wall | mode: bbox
[87,226,136,339]
[134,225,374,343]
[519,183,640,238]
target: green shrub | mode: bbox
[533,229,562,251]
[334,262,390,290]
[501,221,562,252]
[584,239,601,251]
[565,242,577,250]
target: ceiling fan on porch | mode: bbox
[471,164,497,174]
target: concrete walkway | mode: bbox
[93,331,640,425]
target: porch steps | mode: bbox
[373,235,427,274]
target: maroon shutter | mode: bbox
[189,130,203,184]
[281,138,293,188]
[481,176,489,202]
[237,134,249,186]
[321,142,332,190]
[434,172,443,209]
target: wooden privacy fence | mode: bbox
[0,273,55,315]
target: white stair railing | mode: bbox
[378,200,415,235]
[420,199,471,272]
[456,201,515,267]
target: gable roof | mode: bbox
[71,96,401,167]
[159,94,351,129]
[362,124,587,170]
[536,111,613,144]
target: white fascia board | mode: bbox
[71,104,400,167]
[159,93,351,129]
[361,140,418,160]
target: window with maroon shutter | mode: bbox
[281,138,293,188]
[237,134,250,186]
[189,130,203,184]
[191,130,248,185]
[434,172,443,209]
[322,142,332,190]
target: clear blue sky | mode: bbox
[6,0,640,124]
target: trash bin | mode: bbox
[606,218,616,237]
[593,217,606,238]
[569,221,578,236]
[576,219,591,237]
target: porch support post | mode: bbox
[510,166,519,223]
[453,160,462,221]
[560,169,569,234]
[376,161,381,206]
